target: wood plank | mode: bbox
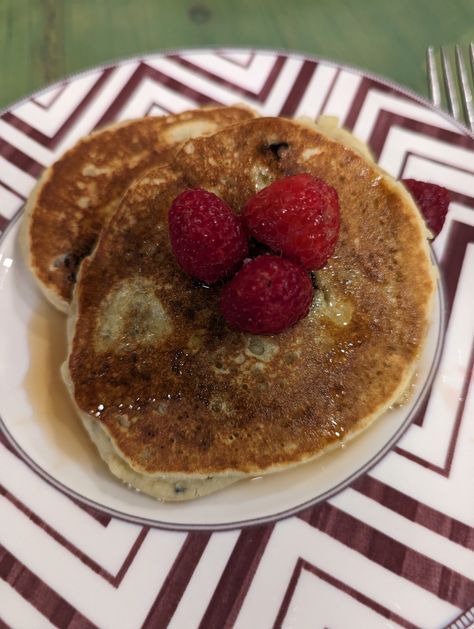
[0,0,473,109]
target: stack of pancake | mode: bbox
[21,105,435,501]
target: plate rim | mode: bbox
[0,47,456,531]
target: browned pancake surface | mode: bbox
[25,106,255,309]
[67,117,435,476]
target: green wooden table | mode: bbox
[1,0,473,111]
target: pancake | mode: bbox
[64,116,436,501]
[21,105,256,313]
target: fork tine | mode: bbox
[455,45,474,131]
[441,46,461,121]
[470,42,474,84]
[427,46,442,108]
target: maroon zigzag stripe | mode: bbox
[273,558,419,629]
[299,501,474,609]
[1,110,56,149]
[411,396,429,429]
[412,218,473,430]
[142,532,211,628]
[395,337,474,474]
[167,53,287,103]
[0,484,148,587]
[369,111,474,162]
[0,435,110,528]
[94,61,219,128]
[216,50,256,69]
[31,84,67,110]
[439,221,474,317]
[0,432,15,452]
[394,212,472,435]
[398,150,474,183]
[0,545,98,628]
[96,58,232,126]
[1,67,115,150]
[72,500,111,527]
[110,527,149,586]
[144,100,173,117]
[343,76,427,132]
[0,178,26,201]
[197,525,275,629]
[0,215,9,235]
[279,60,317,117]
[0,617,10,629]
[396,222,474,464]
[351,475,474,550]
[0,138,44,178]
[319,68,342,116]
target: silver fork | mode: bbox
[427,43,474,132]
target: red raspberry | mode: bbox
[242,174,340,270]
[168,188,248,284]
[220,255,313,334]
[402,179,450,237]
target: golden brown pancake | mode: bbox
[21,105,256,312]
[64,116,435,501]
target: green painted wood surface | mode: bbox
[1,0,473,110]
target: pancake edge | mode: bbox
[20,105,257,315]
[62,116,437,501]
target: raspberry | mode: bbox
[242,174,340,270]
[402,179,450,237]
[168,188,248,284]
[220,255,313,334]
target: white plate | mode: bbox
[0,91,444,530]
